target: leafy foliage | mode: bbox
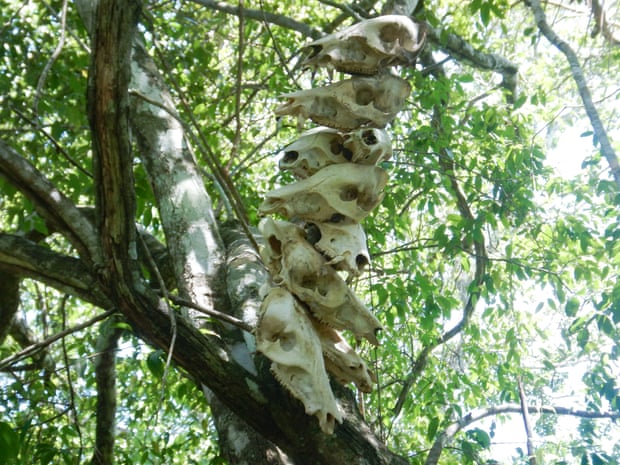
[1,0,619,464]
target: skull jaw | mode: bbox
[256,286,343,434]
[271,363,343,434]
[312,319,376,393]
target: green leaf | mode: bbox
[565,297,580,317]
[146,350,166,379]
[0,422,19,463]
[426,416,439,440]
[467,428,491,448]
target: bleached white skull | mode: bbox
[301,15,426,75]
[278,127,349,179]
[343,127,392,165]
[259,163,388,224]
[311,320,376,393]
[256,286,343,434]
[275,74,411,131]
[305,222,370,278]
[259,218,382,345]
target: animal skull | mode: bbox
[259,163,388,224]
[278,127,349,179]
[259,219,382,344]
[275,74,411,131]
[255,286,343,434]
[311,320,376,393]
[343,127,392,165]
[301,15,426,75]
[305,222,370,278]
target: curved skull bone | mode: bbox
[275,74,411,131]
[305,222,370,278]
[259,218,382,345]
[256,286,343,434]
[301,15,426,75]
[343,127,392,165]
[279,127,349,179]
[311,320,376,393]
[259,163,388,224]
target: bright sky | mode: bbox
[484,125,616,463]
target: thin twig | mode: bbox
[518,377,537,465]
[138,233,178,418]
[0,309,116,371]
[59,295,83,458]
[167,295,253,333]
[527,0,620,190]
[34,0,68,119]
[229,0,245,169]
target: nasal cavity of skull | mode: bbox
[268,235,282,255]
[307,44,323,60]
[355,87,374,106]
[282,150,299,164]
[342,145,353,160]
[340,185,358,202]
[362,129,378,145]
[356,254,369,269]
[329,137,344,156]
[300,274,318,291]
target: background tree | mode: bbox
[0,0,618,464]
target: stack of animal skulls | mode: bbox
[255,15,426,434]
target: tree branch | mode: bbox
[8,316,56,373]
[190,0,321,38]
[393,80,488,418]
[91,316,123,465]
[423,25,518,100]
[129,39,227,315]
[518,377,537,465]
[88,0,140,283]
[588,0,620,46]
[0,233,109,308]
[527,0,620,190]
[0,271,20,345]
[0,309,116,371]
[424,402,620,465]
[0,140,100,261]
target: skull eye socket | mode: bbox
[329,213,346,223]
[355,87,374,106]
[268,235,282,255]
[300,275,329,297]
[340,186,358,201]
[329,138,344,155]
[306,44,323,59]
[279,333,297,351]
[305,223,322,245]
[356,254,369,269]
[282,150,299,164]
[379,24,400,43]
[362,129,378,145]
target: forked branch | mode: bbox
[527,0,620,190]
[424,402,620,465]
